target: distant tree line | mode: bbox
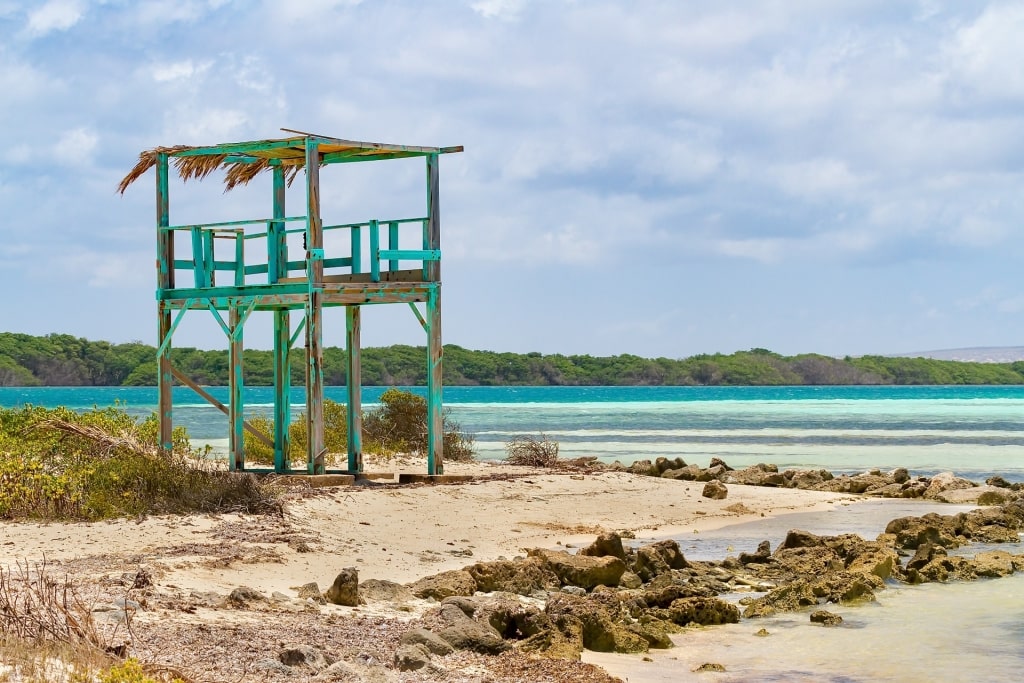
[2,333,1023,387]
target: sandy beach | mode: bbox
[0,459,857,681]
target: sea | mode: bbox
[3,384,1024,680]
[3,384,1023,481]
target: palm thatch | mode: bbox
[117,147,305,195]
[117,134,461,194]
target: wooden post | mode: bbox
[156,152,174,452]
[346,305,363,473]
[271,165,290,472]
[305,139,325,474]
[228,305,244,470]
[427,286,443,475]
[425,154,441,283]
[425,154,443,475]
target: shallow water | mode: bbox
[7,385,1020,480]
[587,500,1024,683]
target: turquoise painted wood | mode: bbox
[272,166,291,472]
[141,134,460,474]
[369,220,380,282]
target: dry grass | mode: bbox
[504,434,560,467]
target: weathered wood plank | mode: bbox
[346,305,363,473]
[156,152,173,452]
[305,138,325,475]
[427,285,443,475]
[425,154,440,283]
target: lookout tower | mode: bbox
[118,131,463,476]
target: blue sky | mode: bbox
[1,0,1022,358]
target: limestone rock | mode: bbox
[935,485,1008,505]
[661,464,702,481]
[399,628,455,656]
[528,549,626,590]
[408,569,477,600]
[739,540,771,565]
[436,605,509,654]
[810,610,843,626]
[227,586,267,608]
[466,557,559,595]
[393,643,431,672]
[924,472,976,499]
[726,463,780,486]
[702,481,728,500]
[544,592,648,653]
[973,550,1018,578]
[325,568,360,606]
[295,582,327,604]
[786,469,834,489]
[662,597,739,626]
[578,532,627,560]
[359,579,413,604]
[618,571,643,589]
[631,540,688,582]
[279,644,329,670]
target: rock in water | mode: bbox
[325,567,360,606]
[810,610,843,626]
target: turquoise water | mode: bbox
[3,384,1023,480]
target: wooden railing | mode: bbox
[163,215,438,289]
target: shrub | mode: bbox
[364,388,475,461]
[0,405,278,521]
[244,389,476,464]
[243,400,348,467]
[504,434,560,467]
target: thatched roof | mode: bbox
[118,131,463,194]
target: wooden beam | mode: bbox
[426,285,443,475]
[305,138,325,475]
[272,165,291,472]
[170,365,273,449]
[346,306,363,473]
[425,154,440,283]
[228,304,244,470]
[156,152,173,452]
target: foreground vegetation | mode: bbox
[2,332,1024,387]
[0,405,277,521]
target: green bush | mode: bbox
[0,405,277,521]
[243,400,348,467]
[243,389,475,464]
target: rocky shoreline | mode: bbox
[612,455,1021,504]
[374,480,1024,673]
[7,460,1021,682]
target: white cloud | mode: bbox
[948,3,1024,100]
[163,107,248,143]
[25,0,84,36]
[152,59,211,82]
[770,159,864,200]
[471,0,526,21]
[52,127,98,166]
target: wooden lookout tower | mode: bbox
[118,132,463,476]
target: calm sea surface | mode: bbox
[3,384,1023,480]
[4,384,1024,680]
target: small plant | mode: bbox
[98,658,185,683]
[504,434,560,467]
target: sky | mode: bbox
[1,0,1023,359]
